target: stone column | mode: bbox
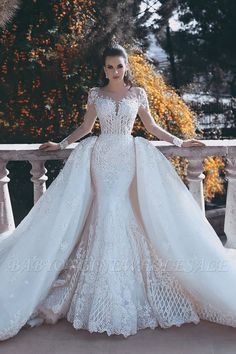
[0,160,15,235]
[186,158,205,214]
[29,160,48,204]
[224,156,236,248]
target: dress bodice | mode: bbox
[87,86,149,135]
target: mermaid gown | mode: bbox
[1,86,236,340]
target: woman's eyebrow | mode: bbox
[107,64,123,67]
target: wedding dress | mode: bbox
[1,86,236,341]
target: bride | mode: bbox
[1,42,236,341]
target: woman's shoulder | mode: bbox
[128,86,148,103]
[131,86,146,94]
[131,86,147,101]
[87,87,100,104]
[88,87,101,98]
[137,86,146,92]
[88,86,100,93]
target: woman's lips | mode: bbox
[113,76,120,79]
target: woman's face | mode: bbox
[103,55,128,82]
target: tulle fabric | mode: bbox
[1,135,236,340]
[0,137,97,340]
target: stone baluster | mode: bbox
[224,156,236,248]
[0,160,15,235]
[186,158,205,214]
[29,160,48,204]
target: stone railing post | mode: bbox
[186,158,205,214]
[29,160,48,204]
[224,156,236,248]
[0,160,15,234]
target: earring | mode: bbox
[125,71,128,77]
[105,73,108,78]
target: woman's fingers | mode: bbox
[192,141,205,146]
[183,139,206,147]
[38,142,60,151]
[39,143,48,150]
[39,142,52,150]
[190,139,205,146]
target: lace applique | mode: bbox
[87,87,99,106]
[172,136,184,147]
[91,134,135,193]
[138,87,150,111]
[32,195,204,337]
[86,87,143,135]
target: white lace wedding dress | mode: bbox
[1,86,236,341]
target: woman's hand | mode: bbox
[182,139,206,148]
[39,141,60,151]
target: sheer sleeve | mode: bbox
[87,87,98,106]
[138,87,150,112]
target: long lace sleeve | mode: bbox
[137,87,184,147]
[138,88,150,112]
[59,88,98,150]
[87,87,98,106]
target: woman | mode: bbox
[1,43,236,341]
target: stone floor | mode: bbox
[0,319,236,354]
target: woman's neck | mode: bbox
[104,81,130,93]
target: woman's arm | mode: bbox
[138,105,184,146]
[137,88,205,148]
[58,103,97,149]
[39,88,97,151]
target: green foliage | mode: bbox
[153,0,236,95]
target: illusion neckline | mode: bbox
[94,87,139,116]
[96,87,138,105]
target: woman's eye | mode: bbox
[107,65,123,69]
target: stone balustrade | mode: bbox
[1,140,236,248]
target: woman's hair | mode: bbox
[100,42,134,89]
